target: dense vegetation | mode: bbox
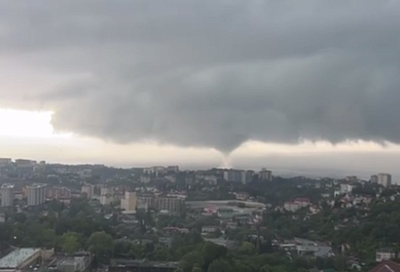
[1,178,399,272]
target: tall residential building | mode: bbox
[223,169,246,183]
[81,185,95,198]
[154,196,185,212]
[121,192,137,212]
[259,168,273,181]
[1,184,14,207]
[27,184,47,206]
[246,170,255,183]
[377,173,392,187]
[370,175,378,183]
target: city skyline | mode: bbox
[2,110,400,179]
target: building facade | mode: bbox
[223,169,246,183]
[100,186,114,196]
[340,183,354,194]
[56,254,92,272]
[377,173,392,187]
[47,186,71,200]
[100,195,114,205]
[259,168,273,181]
[121,192,137,212]
[154,197,184,212]
[27,184,46,206]
[136,195,185,213]
[376,248,398,262]
[1,183,14,207]
[81,185,95,198]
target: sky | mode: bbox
[1,0,400,178]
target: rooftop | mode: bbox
[27,184,46,189]
[368,260,400,272]
[58,256,85,266]
[0,248,40,268]
[1,184,14,189]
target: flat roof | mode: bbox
[26,184,46,188]
[59,256,85,266]
[0,248,41,268]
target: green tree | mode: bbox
[180,252,205,272]
[40,229,56,249]
[271,265,287,272]
[207,259,232,272]
[184,230,203,245]
[86,231,113,264]
[129,243,145,259]
[238,241,256,255]
[113,240,132,257]
[61,232,81,254]
[260,265,273,272]
[334,256,347,272]
[234,263,252,272]
[149,245,172,261]
[200,242,227,269]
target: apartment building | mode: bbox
[154,196,185,213]
[81,184,95,199]
[47,186,71,199]
[259,168,273,181]
[137,194,185,213]
[121,192,137,212]
[27,184,47,206]
[223,169,246,183]
[377,173,392,187]
[1,183,14,207]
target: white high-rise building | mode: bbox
[377,173,392,187]
[1,184,14,207]
[27,184,47,206]
[121,192,137,212]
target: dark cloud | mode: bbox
[1,0,400,153]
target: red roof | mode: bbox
[368,261,400,272]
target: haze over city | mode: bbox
[1,1,400,178]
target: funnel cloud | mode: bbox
[1,1,400,152]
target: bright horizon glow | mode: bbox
[0,108,71,138]
[0,107,398,153]
[1,107,400,178]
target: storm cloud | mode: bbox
[1,0,400,152]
